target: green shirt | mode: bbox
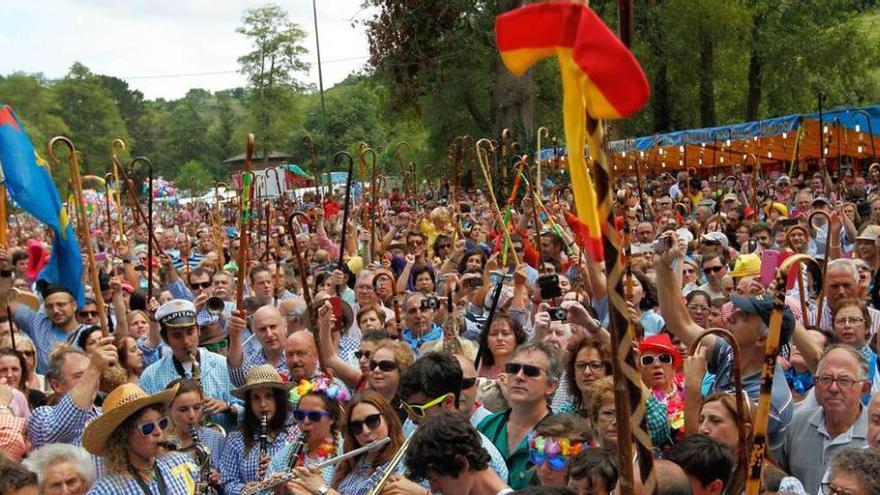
[477,409,547,490]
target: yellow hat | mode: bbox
[83,383,179,455]
[730,253,761,278]
[763,202,788,218]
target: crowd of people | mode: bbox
[1,161,880,495]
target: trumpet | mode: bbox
[191,424,218,495]
[205,297,225,316]
[241,437,391,495]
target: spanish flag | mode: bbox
[496,2,650,260]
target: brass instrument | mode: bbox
[189,348,226,436]
[366,430,415,495]
[205,297,225,316]
[241,438,391,495]
[48,137,109,335]
[191,424,218,495]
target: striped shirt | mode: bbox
[28,393,104,474]
[85,452,198,495]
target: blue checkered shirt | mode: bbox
[14,305,87,374]
[229,347,289,387]
[139,348,242,431]
[29,392,100,449]
[86,452,198,495]
[266,428,341,488]
[334,457,404,494]
[218,426,295,495]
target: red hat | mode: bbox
[638,333,682,369]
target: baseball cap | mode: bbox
[730,294,795,345]
[700,231,729,248]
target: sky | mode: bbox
[0,0,374,100]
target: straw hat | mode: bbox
[83,383,179,455]
[230,364,293,400]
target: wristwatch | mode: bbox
[314,485,330,495]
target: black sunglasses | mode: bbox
[370,360,398,372]
[190,282,212,289]
[461,377,477,390]
[640,354,674,367]
[703,265,725,274]
[354,350,371,360]
[293,409,331,423]
[504,362,545,378]
[349,413,382,434]
[78,311,98,318]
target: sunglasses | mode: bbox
[78,311,98,318]
[349,413,382,434]
[640,354,674,367]
[529,451,569,471]
[504,362,546,378]
[293,409,331,423]
[354,350,371,360]
[402,393,452,419]
[438,244,452,249]
[370,360,398,372]
[137,416,169,436]
[17,350,35,357]
[703,265,725,274]
[190,282,212,290]
[461,377,477,390]
[203,339,229,353]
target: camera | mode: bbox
[467,277,484,288]
[537,274,562,300]
[652,236,672,254]
[548,307,568,321]
[420,296,439,310]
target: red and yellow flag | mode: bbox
[496,2,650,261]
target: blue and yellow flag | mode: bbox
[0,105,84,304]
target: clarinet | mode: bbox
[190,425,217,495]
[258,414,269,480]
[286,431,308,470]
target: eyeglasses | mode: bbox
[17,350,35,357]
[461,377,477,390]
[438,244,452,250]
[402,393,452,419]
[703,265,725,274]
[293,409,332,423]
[821,482,858,495]
[504,362,546,378]
[190,281,212,290]
[203,339,229,353]
[834,317,865,327]
[682,268,697,274]
[574,360,606,374]
[354,350,371,360]
[639,354,673,367]
[137,416,169,436]
[815,375,863,390]
[370,360,398,372]
[529,450,569,471]
[78,311,98,318]
[348,413,382,434]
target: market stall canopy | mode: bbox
[537,105,880,174]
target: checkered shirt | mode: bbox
[86,452,198,495]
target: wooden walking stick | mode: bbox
[236,135,255,312]
[809,210,832,328]
[536,126,549,199]
[475,139,520,267]
[745,254,821,495]
[129,156,155,298]
[48,137,109,335]
[335,151,355,269]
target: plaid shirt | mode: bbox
[0,414,27,462]
[139,348,241,431]
[86,452,198,495]
[229,347,289,387]
[334,457,404,495]
[14,305,87,374]
[219,426,294,495]
[28,393,100,449]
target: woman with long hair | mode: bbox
[284,390,405,495]
[0,347,44,410]
[10,334,45,392]
[116,336,144,384]
[81,383,194,494]
[163,378,225,491]
[219,365,294,495]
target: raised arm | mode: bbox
[315,301,362,389]
[654,233,712,348]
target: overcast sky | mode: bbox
[0,0,373,100]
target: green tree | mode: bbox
[236,3,310,160]
[175,159,213,196]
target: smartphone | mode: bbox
[467,277,484,288]
[760,249,782,286]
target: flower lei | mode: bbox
[653,373,686,432]
[289,375,351,406]
[302,435,337,462]
[528,433,584,457]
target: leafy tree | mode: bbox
[175,159,213,196]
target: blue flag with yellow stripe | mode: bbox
[0,105,84,305]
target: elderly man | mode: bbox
[810,258,880,335]
[656,240,794,451]
[284,328,347,407]
[139,299,240,429]
[402,292,442,354]
[23,444,95,495]
[477,342,559,489]
[778,345,871,493]
[227,305,289,386]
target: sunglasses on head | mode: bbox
[137,416,169,436]
[370,360,398,372]
[640,354,674,367]
[529,451,569,471]
[354,350,371,360]
[293,409,331,423]
[504,362,545,378]
[349,413,382,434]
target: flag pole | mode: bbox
[48,137,109,336]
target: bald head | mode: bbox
[252,305,287,353]
[656,460,693,495]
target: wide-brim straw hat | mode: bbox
[231,364,293,400]
[83,383,179,455]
